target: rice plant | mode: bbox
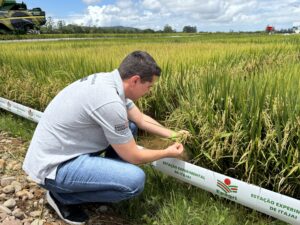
[1,33,300,198]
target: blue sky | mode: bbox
[23,0,300,32]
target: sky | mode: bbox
[23,0,300,32]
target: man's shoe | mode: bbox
[46,191,89,225]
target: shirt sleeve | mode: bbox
[126,99,135,110]
[90,102,133,144]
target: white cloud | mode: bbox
[68,0,300,31]
[82,0,102,5]
[142,0,162,11]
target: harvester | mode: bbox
[0,0,46,34]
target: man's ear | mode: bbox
[130,75,141,85]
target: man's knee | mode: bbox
[126,166,145,195]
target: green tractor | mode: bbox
[0,0,46,34]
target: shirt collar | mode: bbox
[113,69,125,102]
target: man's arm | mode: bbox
[111,138,184,164]
[127,105,175,138]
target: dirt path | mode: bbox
[0,131,129,225]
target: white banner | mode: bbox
[0,97,42,123]
[153,158,300,224]
[1,97,299,225]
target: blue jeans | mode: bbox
[42,122,145,205]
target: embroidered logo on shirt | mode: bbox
[114,122,129,134]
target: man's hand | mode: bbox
[170,130,191,143]
[165,143,184,157]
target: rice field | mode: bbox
[0,33,300,200]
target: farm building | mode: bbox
[265,25,275,33]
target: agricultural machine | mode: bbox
[0,0,46,34]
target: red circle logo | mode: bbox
[224,178,231,186]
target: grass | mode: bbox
[0,112,288,225]
[118,166,286,225]
[0,32,199,40]
[0,111,36,141]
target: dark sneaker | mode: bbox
[46,191,89,225]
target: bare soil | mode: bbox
[0,131,130,225]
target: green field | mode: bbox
[1,33,299,224]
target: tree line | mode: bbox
[41,18,197,34]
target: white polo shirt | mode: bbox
[23,69,134,184]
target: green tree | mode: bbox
[57,20,66,33]
[182,25,197,33]
[163,24,174,33]
[143,28,155,33]
[43,16,54,33]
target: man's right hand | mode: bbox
[165,143,184,157]
[112,139,185,164]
